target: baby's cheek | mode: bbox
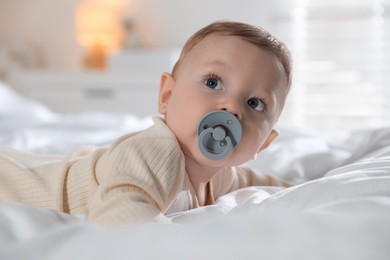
[244,129,263,151]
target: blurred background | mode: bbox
[0,0,389,131]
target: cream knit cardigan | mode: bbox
[0,118,284,225]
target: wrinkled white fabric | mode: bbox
[1,81,390,259]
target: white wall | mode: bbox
[128,0,278,49]
[0,0,281,70]
[0,0,82,69]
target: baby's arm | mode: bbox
[231,165,290,189]
[210,166,290,201]
[87,130,185,226]
[88,181,170,225]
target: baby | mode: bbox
[0,21,291,226]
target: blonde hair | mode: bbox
[172,20,292,88]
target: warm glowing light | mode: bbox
[76,2,122,50]
[76,1,123,69]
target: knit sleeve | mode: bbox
[88,124,186,226]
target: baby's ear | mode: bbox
[158,73,175,115]
[259,129,279,151]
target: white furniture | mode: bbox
[9,50,181,116]
[108,49,180,73]
[11,70,161,117]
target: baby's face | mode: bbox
[159,34,288,168]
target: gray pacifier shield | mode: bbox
[197,110,242,160]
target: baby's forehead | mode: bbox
[189,34,255,53]
[182,34,268,66]
[174,34,288,90]
[187,35,280,69]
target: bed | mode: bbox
[1,81,390,259]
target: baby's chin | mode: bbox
[187,148,248,169]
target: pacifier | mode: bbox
[197,110,242,160]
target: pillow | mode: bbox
[0,81,53,120]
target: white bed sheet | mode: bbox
[1,82,390,259]
[1,157,389,260]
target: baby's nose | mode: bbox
[219,99,242,120]
[221,108,240,120]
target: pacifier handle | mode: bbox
[198,127,233,160]
[197,110,242,160]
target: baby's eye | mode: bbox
[204,77,222,90]
[247,98,265,112]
